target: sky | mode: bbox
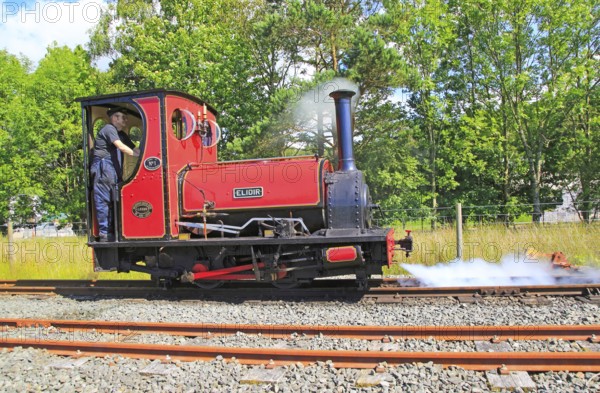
[0,0,106,67]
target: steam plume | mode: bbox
[293,78,359,126]
[401,256,600,287]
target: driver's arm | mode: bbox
[114,140,139,157]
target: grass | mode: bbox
[0,236,148,280]
[1,224,599,279]
[385,222,600,275]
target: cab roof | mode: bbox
[76,89,218,116]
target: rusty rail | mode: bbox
[2,318,599,342]
[0,338,599,371]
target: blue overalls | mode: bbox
[90,156,118,238]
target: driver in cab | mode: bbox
[90,107,140,242]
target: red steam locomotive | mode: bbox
[78,89,412,288]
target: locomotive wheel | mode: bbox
[192,280,224,289]
[271,280,300,289]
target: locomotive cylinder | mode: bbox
[329,90,357,172]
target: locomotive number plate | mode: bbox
[233,187,263,199]
[132,201,153,218]
[143,157,161,171]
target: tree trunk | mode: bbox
[579,177,591,223]
[428,121,437,230]
[331,35,338,72]
[501,96,510,224]
[531,164,542,223]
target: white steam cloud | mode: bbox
[292,78,359,133]
[401,256,600,287]
[293,77,359,122]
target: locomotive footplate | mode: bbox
[88,230,391,249]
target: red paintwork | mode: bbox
[386,228,395,267]
[182,157,329,213]
[192,262,265,280]
[111,92,332,240]
[91,199,98,237]
[192,262,288,280]
[192,264,209,273]
[198,274,258,280]
[326,246,359,263]
[120,96,166,239]
[165,94,219,236]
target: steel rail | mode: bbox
[0,280,152,296]
[2,318,599,341]
[1,280,599,299]
[370,283,600,297]
[0,280,152,287]
[0,338,599,371]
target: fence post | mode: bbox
[7,218,15,264]
[456,203,463,260]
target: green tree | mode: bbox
[29,44,99,221]
[243,0,369,158]
[88,0,271,159]
[0,50,40,225]
[545,0,600,221]
[376,0,461,224]
[444,0,530,217]
[458,0,597,221]
[354,99,424,212]
[246,0,426,214]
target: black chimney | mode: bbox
[329,90,356,172]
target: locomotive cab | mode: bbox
[86,103,143,185]
[78,89,412,288]
[79,90,221,244]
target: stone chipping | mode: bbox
[0,295,598,392]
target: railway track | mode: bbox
[1,318,599,371]
[1,279,599,301]
[2,318,600,341]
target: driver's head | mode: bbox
[107,107,128,131]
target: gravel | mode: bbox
[0,295,598,392]
[0,347,598,393]
[0,296,597,326]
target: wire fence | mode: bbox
[375,200,600,230]
[7,222,88,239]
[4,200,600,237]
